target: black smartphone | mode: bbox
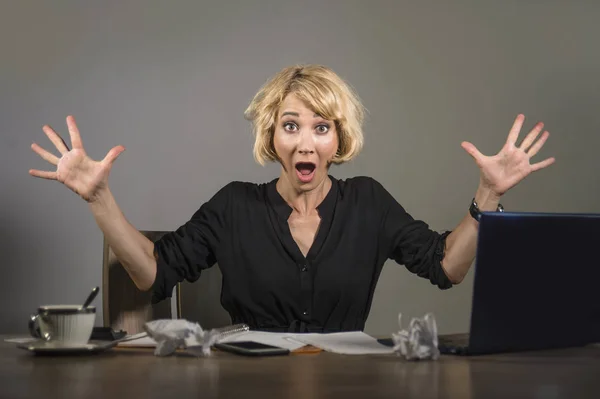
[90,327,127,341]
[214,341,290,357]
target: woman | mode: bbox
[29,65,554,333]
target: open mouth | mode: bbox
[295,162,316,183]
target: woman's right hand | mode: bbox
[29,115,125,203]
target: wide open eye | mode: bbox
[283,122,298,132]
[315,124,330,134]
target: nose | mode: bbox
[297,129,315,155]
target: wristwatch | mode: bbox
[469,197,504,222]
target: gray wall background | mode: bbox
[1,0,599,335]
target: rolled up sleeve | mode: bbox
[150,183,232,304]
[377,182,453,289]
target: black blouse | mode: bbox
[151,176,452,332]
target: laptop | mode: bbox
[436,211,600,355]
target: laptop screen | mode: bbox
[466,212,600,354]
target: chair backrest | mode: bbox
[102,230,232,333]
[178,267,231,329]
[102,231,174,334]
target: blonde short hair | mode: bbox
[244,64,365,165]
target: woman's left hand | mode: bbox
[460,114,555,197]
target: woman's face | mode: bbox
[273,94,339,192]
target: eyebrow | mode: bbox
[280,111,323,118]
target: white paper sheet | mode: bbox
[291,331,395,355]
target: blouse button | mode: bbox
[301,266,308,272]
[302,310,308,316]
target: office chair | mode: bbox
[102,230,231,334]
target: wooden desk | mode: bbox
[2,336,600,398]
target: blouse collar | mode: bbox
[266,175,338,221]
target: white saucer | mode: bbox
[17,339,118,354]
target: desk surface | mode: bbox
[2,336,600,399]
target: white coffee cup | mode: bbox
[28,305,96,346]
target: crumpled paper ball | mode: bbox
[144,319,221,357]
[391,312,440,360]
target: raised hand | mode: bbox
[460,114,555,197]
[29,115,125,202]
